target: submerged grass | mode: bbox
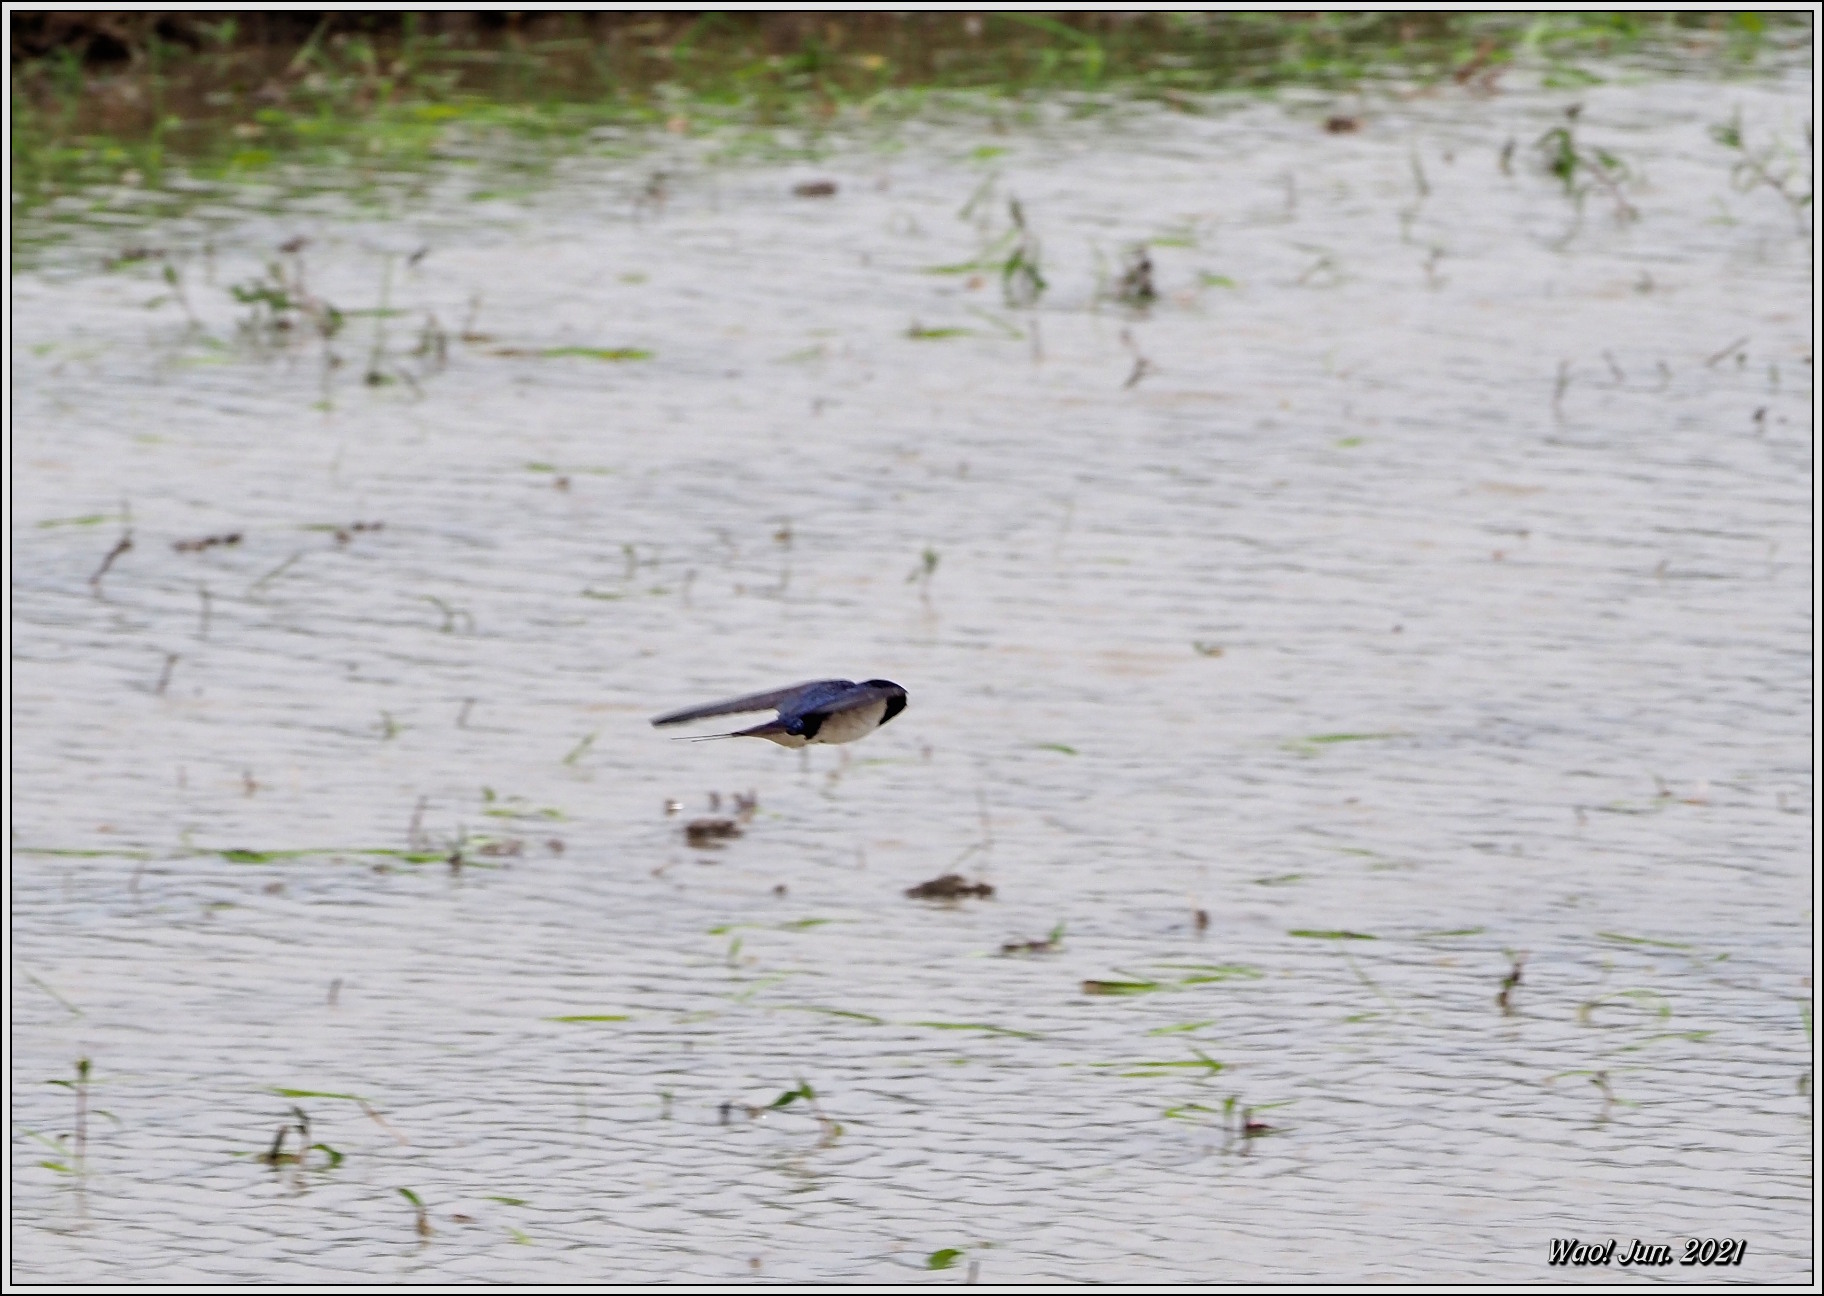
[12,12,1803,229]
[493,346,653,361]
[776,1005,889,1025]
[1148,1019,1217,1036]
[1597,931,1696,950]
[912,1020,1043,1040]
[1115,1050,1226,1079]
[1084,964,1264,996]
[18,846,154,859]
[220,846,447,864]
[20,844,454,865]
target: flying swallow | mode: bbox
[651,679,908,747]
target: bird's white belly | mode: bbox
[811,700,886,745]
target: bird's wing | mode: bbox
[650,680,851,728]
[802,680,902,717]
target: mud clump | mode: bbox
[685,818,742,848]
[173,532,242,553]
[906,873,994,900]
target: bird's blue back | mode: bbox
[778,679,859,720]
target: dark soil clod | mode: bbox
[906,873,994,900]
[173,532,243,553]
[686,818,742,848]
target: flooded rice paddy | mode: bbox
[11,68,1815,1282]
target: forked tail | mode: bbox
[671,720,789,742]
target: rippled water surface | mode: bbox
[12,70,1814,1282]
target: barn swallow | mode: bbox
[651,679,908,747]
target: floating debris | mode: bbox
[685,818,742,848]
[398,1187,433,1239]
[1242,1111,1279,1138]
[1082,977,1162,996]
[173,532,243,553]
[1116,245,1156,306]
[793,179,838,198]
[1001,922,1064,955]
[153,651,178,696]
[1497,950,1527,1014]
[906,873,994,900]
[89,531,133,592]
[1325,115,1361,133]
[107,244,165,267]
